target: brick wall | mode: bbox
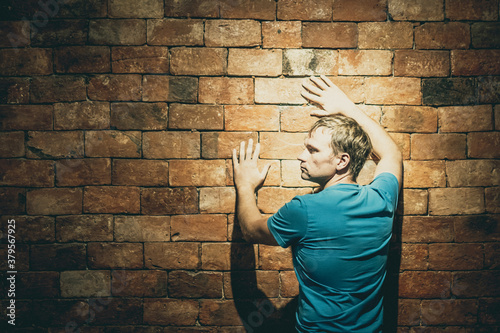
[0,0,499,331]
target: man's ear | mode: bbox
[336,152,350,171]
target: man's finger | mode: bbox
[310,76,329,90]
[246,139,253,160]
[260,163,271,179]
[302,81,323,95]
[253,142,260,161]
[239,141,245,161]
[232,148,239,166]
[320,75,333,87]
[301,89,321,104]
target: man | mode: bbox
[232,75,402,332]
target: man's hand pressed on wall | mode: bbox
[232,139,270,192]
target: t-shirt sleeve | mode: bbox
[369,172,400,212]
[267,196,308,248]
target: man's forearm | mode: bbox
[235,187,263,240]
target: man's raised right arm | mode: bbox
[301,75,403,187]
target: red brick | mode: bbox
[27,131,83,159]
[165,0,219,17]
[485,188,500,214]
[400,243,428,270]
[280,270,299,297]
[60,270,110,297]
[330,77,366,104]
[88,242,143,269]
[389,0,444,21]
[447,160,499,187]
[429,243,483,270]
[7,215,54,243]
[112,270,167,297]
[390,133,410,160]
[224,270,279,298]
[403,161,445,188]
[438,105,492,132]
[55,46,109,73]
[85,298,143,325]
[382,106,437,133]
[0,160,53,187]
[200,187,235,214]
[399,189,428,215]
[170,47,227,75]
[111,102,168,130]
[201,243,256,270]
[88,74,142,101]
[169,104,224,130]
[468,132,500,158]
[142,187,198,215]
[283,49,338,76]
[228,49,281,76]
[0,131,24,157]
[454,215,500,243]
[52,0,108,18]
[365,77,421,105]
[332,0,387,21]
[16,271,59,298]
[108,0,163,18]
[452,50,500,76]
[0,21,29,47]
[30,243,86,270]
[114,216,170,242]
[199,77,254,105]
[144,299,199,325]
[85,130,141,158]
[398,299,421,326]
[453,271,500,297]
[338,50,392,76]
[147,19,203,46]
[111,46,169,73]
[54,101,110,130]
[31,76,86,103]
[0,105,52,130]
[401,216,455,242]
[171,214,227,241]
[143,131,200,159]
[479,298,500,324]
[143,75,198,102]
[446,0,498,20]
[282,160,317,187]
[399,271,451,298]
[259,245,293,270]
[224,105,279,131]
[205,20,260,47]
[0,188,25,214]
[169,271,223,298]
[415,22,470,49]
[220,0,276,19]
[56,158,111,186]
[302,22,357,48]
[27,188,82,215]
[84,186,140,214]
[411,133,466,160]
[421,299,478,325]
[359,22,413,49]
[277,0,333,20]
[258,187,311,213]
[255,77,306,104]
[0,77,29,104]
[472,22,500,48]
[145,242,200,270]
[30,299,89,327]
[202,132,258,159]
[262,21,302,49]
[394,50,450,77]
[478,76,500,104]
[170,160,226,186]
[56,215,113,242]
[112,159,168,186]
[89,19,146,45]
[497,105,500,130]
[280,106,319,132]
[0,244,28,271]
[484,242,500,269]
[0,48,52,75]
[260,132,307,160]
[429,187,485,215]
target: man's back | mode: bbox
[268,172,399,332]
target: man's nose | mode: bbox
[297,150,307,162]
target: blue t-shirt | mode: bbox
[267,173,399,332]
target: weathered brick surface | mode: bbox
[1,2,498,331]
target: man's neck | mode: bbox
[321,173,356,190]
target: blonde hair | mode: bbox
[309,115,372,181]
